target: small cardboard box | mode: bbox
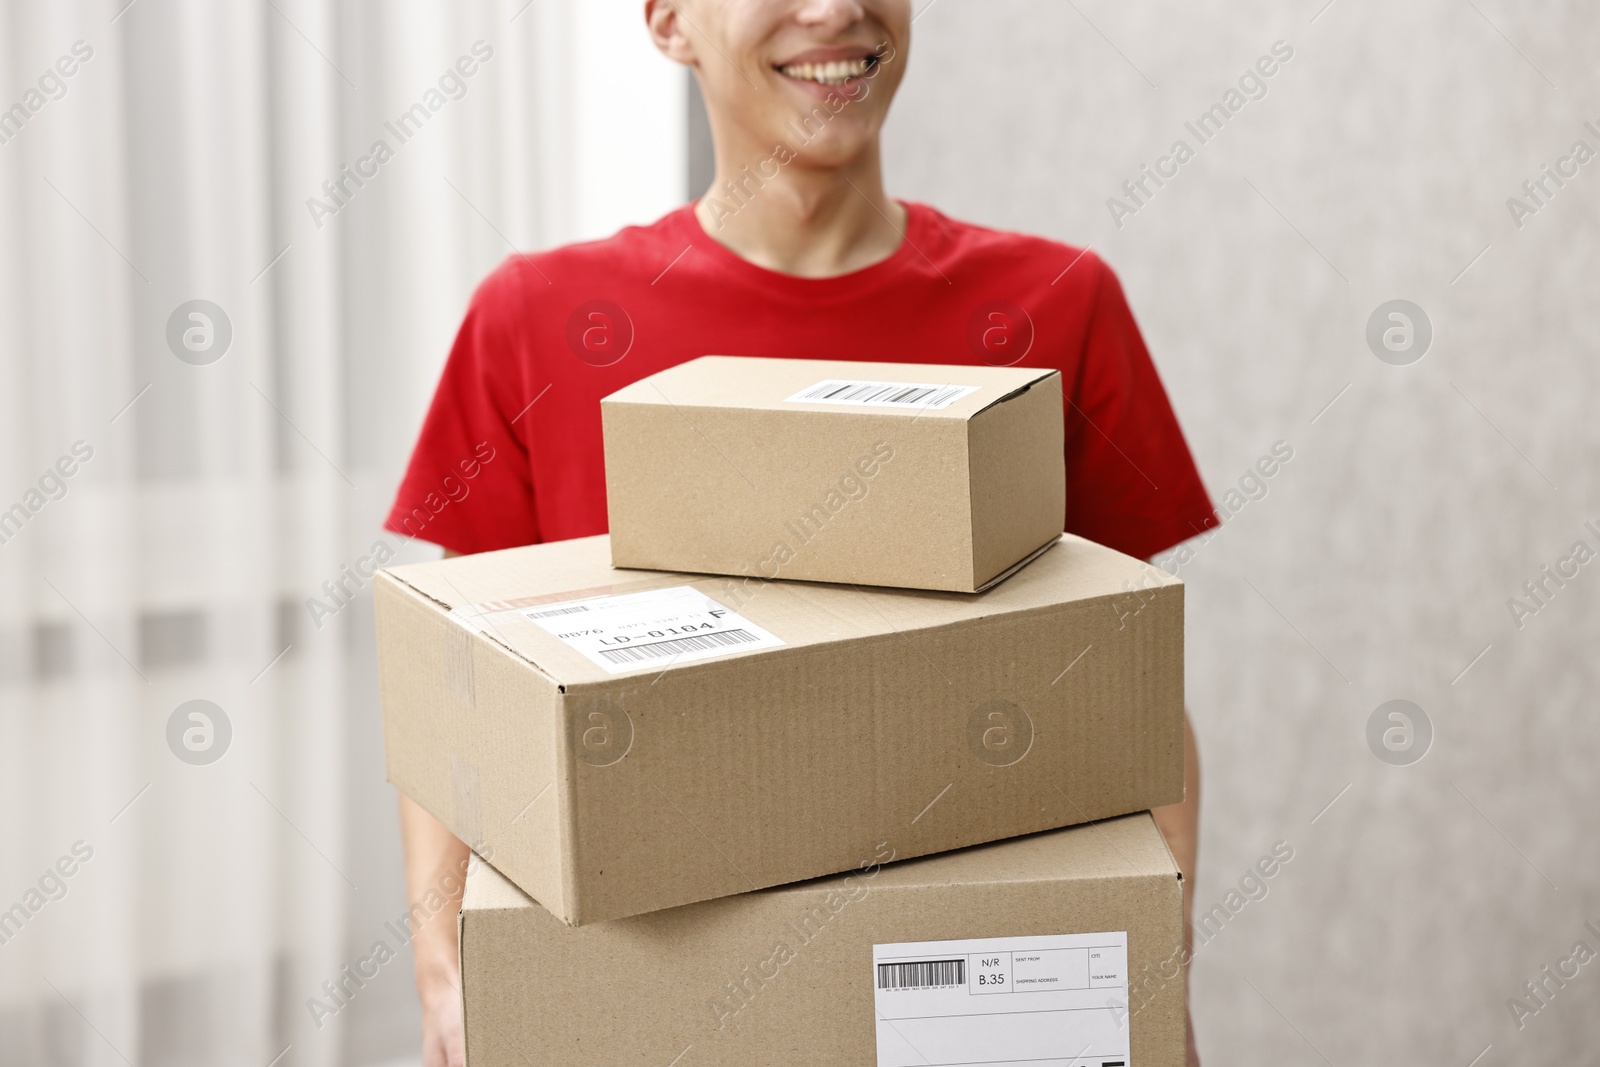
[460,813,1187,1067]
[374,533,1182,925]
[602,356,1066,592]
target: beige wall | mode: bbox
[882,0,1600,1058]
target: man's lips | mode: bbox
[775,44,879,67]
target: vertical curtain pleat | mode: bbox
[1,1,686,1064]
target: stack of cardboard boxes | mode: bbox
[376,357,1189,1065]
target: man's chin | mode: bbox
[771,129,878,171]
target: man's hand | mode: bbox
[409,545,471,1067]
[400,792,471,1067]
[420,975,466,1067]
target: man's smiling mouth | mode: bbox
[776,55,877,87]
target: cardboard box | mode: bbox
[375,533,1182,925]
[460,813,1186,1067]
[602,356,1066,592]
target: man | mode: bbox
[387,2,1215,1064]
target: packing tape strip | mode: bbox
[459,574,729,620]
[449,751,485,852]
[443,615,476,707]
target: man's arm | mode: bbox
[403,550,470,1067]
[401,793,469,1067]
[1150,710,1201,1067]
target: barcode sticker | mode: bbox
[873,932,1130,1067]
[878,959,966,991]
[524,604,591,620]
[785,379,981,411]
[597,628,759,665]
[521,586,784,675]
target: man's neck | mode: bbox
[692,145,908,279]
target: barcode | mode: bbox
[877,959,966,991]
[525,604,591,619]
[787,379,978,410]
[596,628,759,665]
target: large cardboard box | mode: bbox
[460,813,1186,1067]
[602,356,1066,592]
[375,533,1182,925]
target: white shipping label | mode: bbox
[785,379,981,411]
[873,932,1130,1067]
[521,585,784,674]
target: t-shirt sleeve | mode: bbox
[1061,258,1218,561]
[383,260,543,554]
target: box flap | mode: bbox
[602,355,1056,422]
[464,813,1177,916]
[866,812,1178,891]
[380,533,1178,687]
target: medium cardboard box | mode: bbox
[602,356,1066,592]
[375,533,1182,925]
[460,813,1186,1067]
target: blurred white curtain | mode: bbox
[0,1,684,1065]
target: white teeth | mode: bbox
[779,58,871,86]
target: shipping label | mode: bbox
[873,931,1131,1067]
[521,585,784,674]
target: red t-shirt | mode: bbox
[385,201,1217,561]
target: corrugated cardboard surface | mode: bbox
[460,813,1186,1067]
[375,533,1183,925]
[967,378,1070,586]
[602,356,1065,592]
